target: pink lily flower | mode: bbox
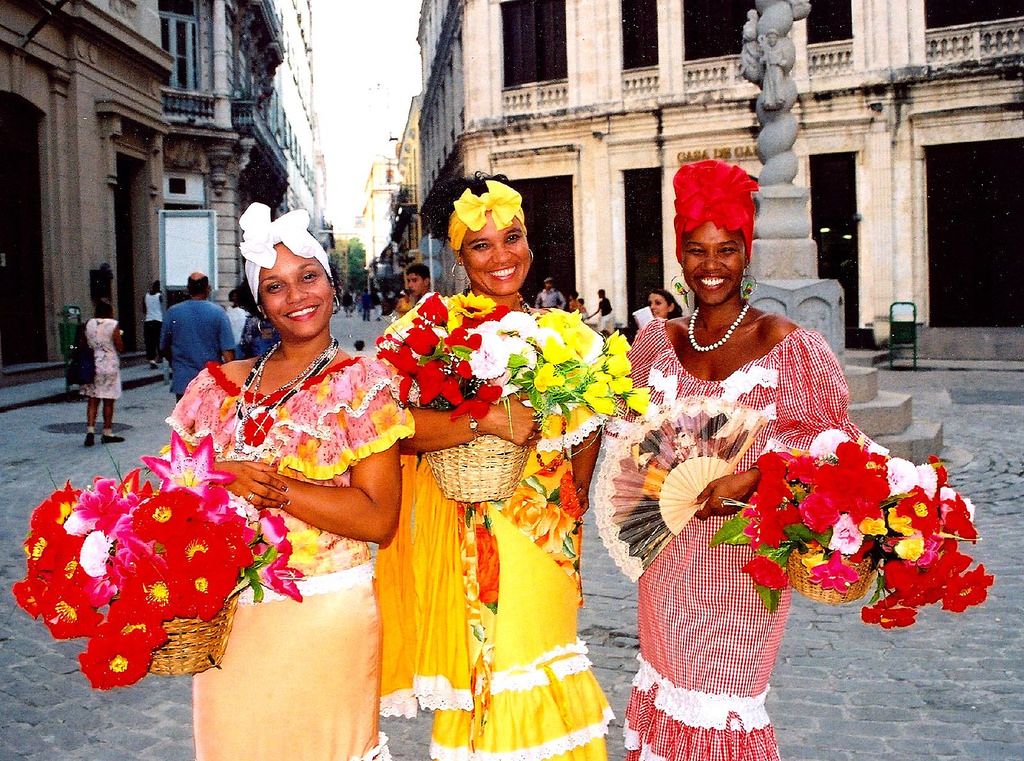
[809,552,860,592]
[141,432,234,497]
[65,478,140,537]
[259,512,291,551]
[260,555,304,602]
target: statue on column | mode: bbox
[740,0,810,186]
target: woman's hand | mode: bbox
[477,396,539,446]
[693,468,760,520]
[216,460,290,509]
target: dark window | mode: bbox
[683,0,749,60]
[515,176,575,301]
[807,1,853,43]
[168,177,188,195]
[159,0,195,13]
[623,168,663,320]
[502,0,567,87]
[622,0,658,70]
[925,0,1024,28]
[159,0,198,89]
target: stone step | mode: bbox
[844,365,878,404]
[875,420,944,462]
[844,349,887,368]
[849,390,912,436]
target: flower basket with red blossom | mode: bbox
[377,292,648,501]
[11,432,304,689]
[710,429,993,628]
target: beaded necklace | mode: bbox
[234,338,339,453]
[688,303,750,353]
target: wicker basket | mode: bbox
[425,434,529,502]
[787,551,877,606]
[148,596,238,676]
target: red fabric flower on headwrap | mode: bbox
[672,160,759,263]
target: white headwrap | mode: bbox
[239,202,332,300]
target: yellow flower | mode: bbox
[859,517,886,535]
[297,437,319,464]
[605,331,630,355]
[447,293,497,331]
[534,363,566,393]
[626,387,651,414]
[887,510,916,537]
[609,375,634,394]
[371,402,404,435]
[287,529,321,566]
[541,337,572,365]
[583,381,616,415]
[800,551,826,569]
[895,536,925,562]
[604,352,631,378]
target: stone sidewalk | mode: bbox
[0,344,1021,759]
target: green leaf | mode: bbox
[524,476,547,495]
[763,545,795,566]
[783,523,816,544]
[562,534,577,558]
[710,515,751,546]
[755,584,781,612]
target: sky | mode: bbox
[311,1,423,231]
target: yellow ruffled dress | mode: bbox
[379,435,613,760]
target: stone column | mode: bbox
[212,0,232,129]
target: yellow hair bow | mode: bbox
[447,180,527,253]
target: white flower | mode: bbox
[80,531,113,578]
[809,429,851,459]
[917,464,939,499]
[534,326,564,350]
[962,495,976,521]
[469,332,513,380]
[886,457,920,496]
[62,510,95,537]
[866,441,890,456]
[496,310,540,339]
[828,513,864,555]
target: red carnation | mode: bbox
[12,577,47,618]
[406,324,441,356]
[798,491,840,534]
[39,585,102,640]
[78,630,154,690]
[418,294,449,325]
[742,555,789,590]
[941,565,994,613]
[132,490,202,544]
[100,600,169,649]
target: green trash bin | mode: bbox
[59,305,82,391]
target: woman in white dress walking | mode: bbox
[82,298,125,446]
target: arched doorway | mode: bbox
[0,93,46,364]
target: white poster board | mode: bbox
[159,210,217,289]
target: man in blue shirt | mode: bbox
[160,272,236,399]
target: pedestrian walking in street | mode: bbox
[360,289,372,321]
[81,298,125,446]
[159,272,235,400]
[142,280,163,368]
[342,289,355,316]
[614,159,869,761]
[172,202,411,761]
[377,174,612,759]
[567,289,585,313]
[224,287,249,354]
[590,288,615,335]
[238,312,281,359]
[534,275,567,309]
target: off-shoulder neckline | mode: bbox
[649,319,808,385]
[204,356,362,396]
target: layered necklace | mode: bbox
[234,338,339,453]
[688,302,750,352]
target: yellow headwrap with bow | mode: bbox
[447,180,527,253]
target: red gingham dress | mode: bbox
[620,319,863,761]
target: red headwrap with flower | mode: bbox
[672,160,759,263]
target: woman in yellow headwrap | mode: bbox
[377,173,612,760]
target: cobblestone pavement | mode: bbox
[1,338,1021,759]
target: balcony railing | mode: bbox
[162,89,215,125]
[681,54,745,92]
[503,79,569,116]
[926,16,1024,65]
[622,66,659,98]
[808,40,854,76]
[231,99,256,132]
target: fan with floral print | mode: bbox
[595,396,766,580]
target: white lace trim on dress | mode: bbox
[535,412,605,453]
[594,452,645,582]
[490,640,593,694]
[428,708,613,761]
[631,656,771,731]
[413,675,475,711]
[720,366,778,402]
[623,727,669,760]
[354,732,391,761]
[379,689,418,718]
[238,561,374,606]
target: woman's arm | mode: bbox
[693,468,761,520]
[569,431,601,514]
[402,395,537,454]
[216,449,402,544]
[112,322,124,353]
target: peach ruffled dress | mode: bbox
[168,357,413,761]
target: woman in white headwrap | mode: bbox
[167,203,413,761]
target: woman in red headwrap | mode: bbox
[616,160,866,761]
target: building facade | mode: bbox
[0,0,170,367]
[418,0,1024,350]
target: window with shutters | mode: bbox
[159,0,199,90]
[622,0,658,69]
[502,0,568,87]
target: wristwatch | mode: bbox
[468,417,480,437]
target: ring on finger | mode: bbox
[247,491,256,502]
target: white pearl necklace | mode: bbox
[688,303,750,352]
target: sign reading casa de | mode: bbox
[678,145,758,164]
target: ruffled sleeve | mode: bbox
[772,329,864,451]
[166,364,239,452]
[276,358,414,482]
[626,319,667,392]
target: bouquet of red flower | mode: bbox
[711,429,993,628]
[11,433,302,689]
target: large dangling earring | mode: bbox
[672,275,692,311]
[740,269,758,300]
[332,294,341,314]
[451,258,463,277]
[527,248,535,263]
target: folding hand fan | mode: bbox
[595,396,766,581]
